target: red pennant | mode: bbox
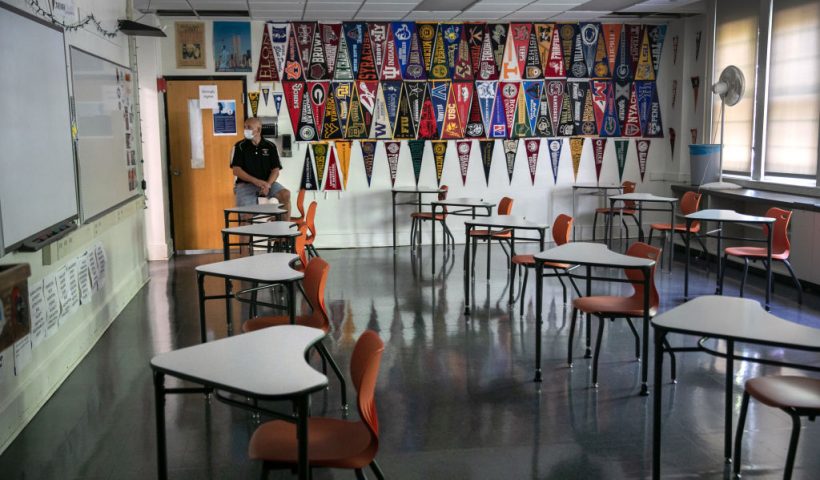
[321,23,342,78]
[307,81,327,135]
[292,22,316,74]
[623,83,642,137]
[384,141,401,186]
[477,24,499,80]
[381,24,401,80]
[282,81,306,133]
[440,84,462,140]
[452,28,474,81]
[591,80,609,134]
[591,137,607,182]
[466,23,485,77]
[545,80,565,132]
[544,24,565,77]
[509,23,531,80]
[456,140,472,185]
[524,138,540,185]
[636,139,650,182]
[256,25,279,81]
[324,145,342,191]
[453,81,473,136]
[417,93,438,139]
[500,82,520,135]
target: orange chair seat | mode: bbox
[596,207,637,215]
[469,229,512,238]
[249,418,375,469]
[573,295,657,317]
[242,314,328,333]
[650,222,701,234]
[746,376,820,411]
[410,212,446,221]
[511,254,570,270]
[724,246,789,260]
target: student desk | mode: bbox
[608,193,677,271]
[223,203,287,227]
[391,186,445,250]
[221,221,300,260]
[571,183,623,241]
[151,325,327,480]
[651,296,820,479]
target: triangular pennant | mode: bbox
[523,80,542,136]
[405,25,427,80]
[248,91,260,117]
[282,81,306,133]
[535,84,554,137]
[297,88,319,141]
[321,84,342,139]
[512,86,532,138]
[634,27,654,81]
[356,80,378,133]
[558,24,577,74]
[569,137,584,182]
[453,81,473,137]
[431,140,447,186]
[545,23,565,77]
[384,141,401,185]
[345,84,369,139]
[668,127,676,157]
[307,24,329,80]
[636,139,650,181]
[545,80,565,134]
[476,80,498,136]
[614,139,629,182]
[479,139,495,185]
[343,22,366,79]
[307,82,327,135]
[524,29,543,79]
[405,81,427,136]
[393,83,416,139]
[284,27,305,81]
[641,81,663,138]
[580,83,597,136]
[626,25,643,78]
[429,81,450,137]
[300,146,318,190]
[293,22,317,75]
[695,31,702,60]
[591,137,607,182]
[557,84,574,136]
[312,142,329,188]
[691,76,700,108]
[613,24,633,82]
[452,28,474,81]
[569,81,588,132]
[381,81,403,133]
[360,140,377,186]
[256,26,279,82]
[465,83,485,138]
[635,80,654,136]
[524,138,540,185]
[500,81,520,136]
[370,82,392,139]
[456,139,472,185]
[417,90,438,140]
[357,26,378,80]
[672,35,678,65]
[614,80,631,132]
[489,82,508,138]
[430,25,449,79]
[268,23,290,80]
[690,128,698,144]
[368,22,388,78]
[466,23,485,77]
[324,145,342,191]
[599,81,621,137]
[503,139,518,183]
[417,22,437,76]
[477,24,500,80]
[320,23,342,78]
[336,140,351,189]
[602,24,621,78]
[622,82,642,137]
[579,23,599,79]
[547,139,562,184]
[407,139,425,186]
[261,87,270,106]
[489,23,508,78]
[273,92,283,115]
[504,23,530,80]
[569,26,587,78]
[332,82,352,137]
[391,22,415,78]
[672,79,678,109]
[441,23,463,79]
[592,25,610,78]
[334,32,354,80]
[500,26,520,81]
[590,80,609,134]
[535,23,554,76]
[441,82,463,139]
[648,24,666,77]
[381,23,402,80]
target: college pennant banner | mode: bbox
[512,23,532,79]
[476,80,497,136]
[636,139,650,181]
[293,22,316,75]
[360,140,377,186]
[614,139,629,182]
[579,23,599,79]
[489,82,509,138]
[648,25,666,77]
[634,27,654,81]
[477,24,499,80]
[672,35,678,65]
[284,27,305,80]
[569,137,584,181]
[312,142,328,188]
[273,92,283,115]
[429,25,448,79]
[324,145,342,191]
[452,28,474,81]
[441,24,463,79]
[332,82,352,137]
[261,87,270,106]
[613,24,632,82]
[545,23,565,77]
[371,83,392,139]
[622,82,642,137]
[405,25,426,80]
[524,138,540,185]
[283,81,306,134]
[368,23,388,78]
[357,26,378,80]
[381,81,402,132]
[668,127,676,157]
[356,80,378,133]
[602,24,621,77]
[336,140,352,189]
[429,81,450,136]
[523,80,543,136]
[322,84,342,139]
[307,82,327,135]
[320,23,341,79]
[512,86,531,138]
[503,139,518,183]
[500,82,520,136]
[569,25,587,78]
[256,26,279,81]
[489,24,508,78]
[408,139,425,186]
[268,23,290,80]
[636,81,663,138]
[535,23,554,76]
[392,22,415,78]
[590,80,609,134]
[558,24,576,75]
[343,22,366,79]
[691,76,700,108]
[334,33,354,80]
[453,81,473,137]
[405,81,426,135]
[592,25,610,78]
[465,85,485,138]
[557,83,575,136]
[384,141,401,185]
[479,139,495,185]
[393,83,416,139]
[466,23,485,76]
[431,140,447,186]
[380,23,401,80]
[535,84,554,137]
[456,139,472,185]
[626,25,643,78]
[591,137,607,182]
[441,82,463,139]
[671,79,678,109]
[248,91,260,117]
[307,24,328,80]
[345,84,369,139]
[545,80,565,134]
[614,80,631,132]
[300,146,318,190]
[599,80,621,137]
[525,29,543,79]
[417,22,436,77]
[500,23,525,80]
[548,138,562,183]
[580,82,597,135]
[417,86,438,139]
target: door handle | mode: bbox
[172,169,181,176]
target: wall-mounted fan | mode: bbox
[701,65,745,189]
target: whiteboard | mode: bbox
[71,47,139,222]
[0,3,78,253]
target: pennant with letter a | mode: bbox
[307,81,327,135]
[300,146,318,190]
[256,26,279,81]
[548,138,562,184]
[591,137,607,182]
[324,145,342,191]
[479,139,495,185]
[535,84,554,137]
[408,139,425,186]
[393,83,416,139]
[636,139,650,181]
[602,24,621,77]
[360,140,377,186]
[384,141,401,186]
[477,24,500,80]
[283,81,306,134]
[614,139,628,182]
[569,137,584,182]
[524,138,540,185]
[429,81,450,137]
[503,139,518,183]
[370,83,392,139]
[268,23,290,80]
[431,140,447,186]
[648,25,666,77]
[320,23,342,79]
[322,84,342,140]
[456,140,472,185]
[284,27,305,81]
[312,142,328,187]
[248,91,260,117]
[634,27,654,81]
[336,141,351,189]
[368,23,388,77]
[622,82,642,137]
[476,80,497,137]
[691,76,700,109]
[273,92,283,116]
[465,85,485,138]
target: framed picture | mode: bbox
[213,21,252,72]
[175,22,205,68]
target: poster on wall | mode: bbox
[213,100,237,135]
[213,21,252,72]
[175,22,205,68]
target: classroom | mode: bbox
[0,0,819,479]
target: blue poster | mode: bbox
[213,21,252,72]
[213,100,237,135]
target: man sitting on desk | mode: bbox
[230,117,291,219]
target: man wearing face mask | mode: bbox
[230,117,291,219]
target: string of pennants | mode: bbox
[253,21,667,144]
[299,137,653,191]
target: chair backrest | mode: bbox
[305,201,318,244]
[351,330,385,441]
[552,214,573,246]
[295,189,306,218]
[624,242,661,310]
[303,257,330,329]
[498,196,514,215]
[623,181,637,209]
[765,207,792,256]
[438,185,449,214]
[680,191,702,229]
[294,224,308,270]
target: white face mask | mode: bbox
[243,129,255,140]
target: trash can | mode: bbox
[689,144,721,186]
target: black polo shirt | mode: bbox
[230,138,282,183]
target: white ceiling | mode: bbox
[134,0,704,21]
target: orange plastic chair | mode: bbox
[592,181,640,242]
[242,257,346,408]
[469,196,514,279]
[648,191,707,267]
[249,330,386,480]
[512,214,581,314]
[719,207,802,304]
[733,375,820,479]
[290,189,306,225]
[293,224,309,272]
[304,200,320,258]
[409,185,454,248]
[568,242,671,387]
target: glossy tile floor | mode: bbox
[1,242,819,479]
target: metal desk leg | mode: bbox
[571,188,577,241]
[287,281,296,324]
[684,219,692,300]
[638,203,644,242]
[224,211,230,229]
[640,267,650,396]
[225,279,234,336]
[154,371,167,480]
[607,199,614,248]
[585,266,592,358]
[464,223,471,316]
[198,273,207,343]
[432,204,437,266]
[715,223,724,294]
[416,193,422,245]
[652,329,666,480]
[766,225,773,310]
[724,339,734,462]
[534,260,544,382]
[392,192,397,252]
[667,204,674,272]
[296,395,310,480]
[223,231,230,261]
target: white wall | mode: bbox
[0,0,148,454]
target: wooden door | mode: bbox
[166,79,245,251]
